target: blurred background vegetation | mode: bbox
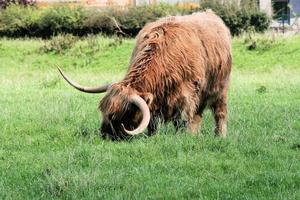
[0,0,270,38]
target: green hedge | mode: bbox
[0,3,270,38]
[201,0,270,35]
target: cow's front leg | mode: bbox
[211,98,227,138]
[187,114,202,135]
[172,118,187,132]
[146,117,160,136]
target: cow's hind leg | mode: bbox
[187,114,202,135]
[211,97,228,138]
[186,100,207,135]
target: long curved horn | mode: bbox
[57,67,110,93]
[121,94,150,135]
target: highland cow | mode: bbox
[58,10,232,140]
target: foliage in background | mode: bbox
[0,4,38,36]
[37,6,86,36]
[0,3,270,38]
[201,0,270,35]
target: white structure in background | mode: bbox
[259,0,300,24]
[259,0,272,17]
[289,0,300,25]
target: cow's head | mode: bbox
[58,67,153,140]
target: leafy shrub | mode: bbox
[201,0,270,35]
[40,34,78,54]
[0,5,87,37]
[37,6,87,37]
[82,9,116,35]
[250,11,270,32]
[0,4,39,37]
[117,4,191,29]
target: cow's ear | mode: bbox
[140,92,153,106]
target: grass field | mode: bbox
[0,35,300,199]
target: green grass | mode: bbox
[0,35,300,199]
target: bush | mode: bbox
[0,4,39,37]
[82,9,117,35]
[201,0,270,35]
[0,3,270,38]
[250,12,270,32]
[37,6,87,36]
[0,5,88,37]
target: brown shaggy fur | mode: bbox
[99,10,232,139]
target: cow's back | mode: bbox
[131,10,231,75]
[125,11,232,119]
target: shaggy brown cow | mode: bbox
[58,10,232,140]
